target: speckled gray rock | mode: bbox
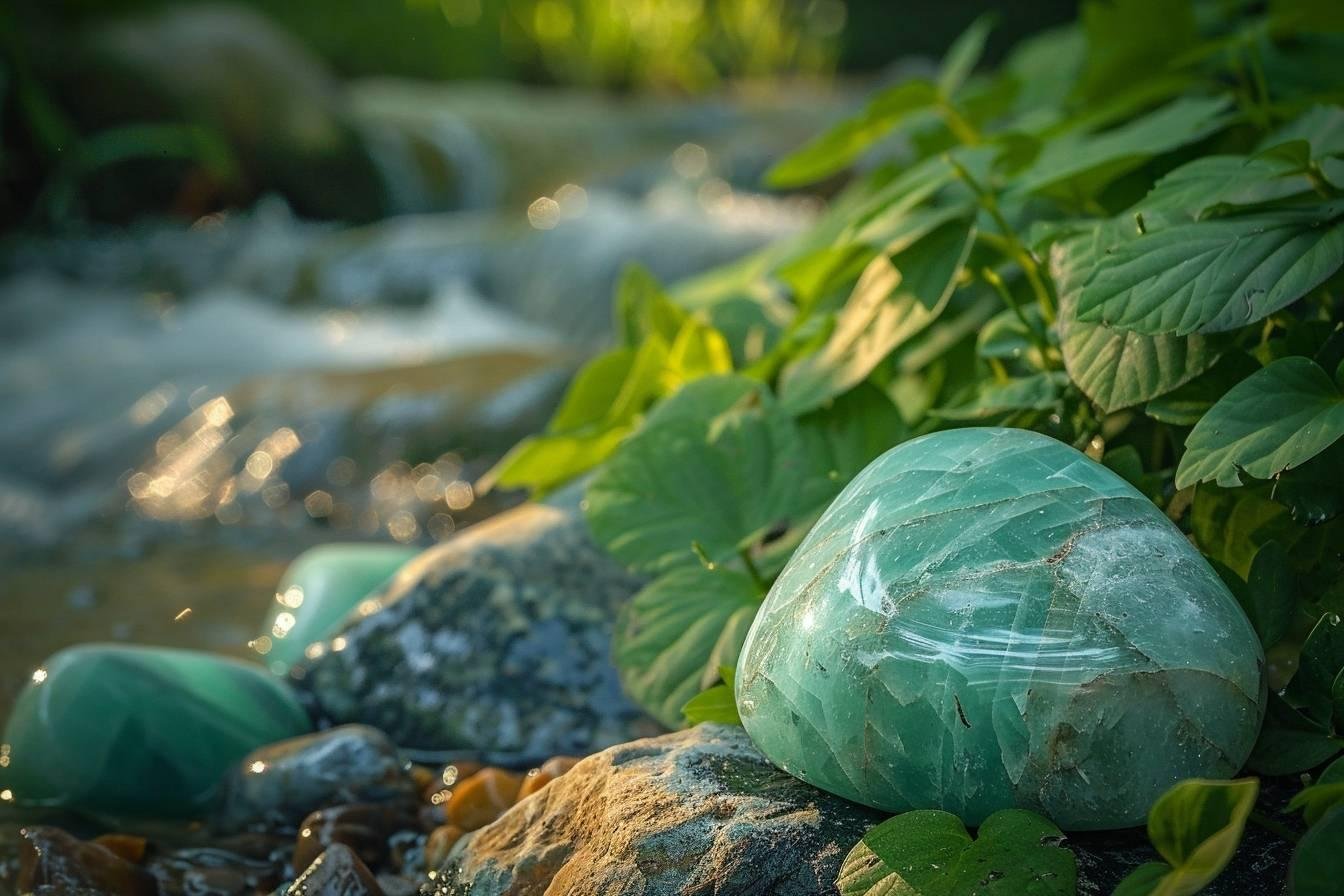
[426,723,885,896]
[217,725,416,832]
[291,487,658,760]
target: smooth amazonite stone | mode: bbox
[736,428,1265,831]
[259,544,419,672]
[0,644,311,817]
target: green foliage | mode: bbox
[835,809,1075,896]
[494,4,1344,884]
[681,667,741,725]
[1114,778,1258,896]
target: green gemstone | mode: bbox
[736,427,1265,831]
[259,544,418,672]
[0,644,311,817]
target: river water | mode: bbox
[0,79,846,709]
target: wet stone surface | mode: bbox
[292,487,660,761]
[217,725,417,833]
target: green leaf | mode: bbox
[1115,778,1259,896]
[837,809,1075,896]
[1077,0,1196,104]
[1175,356,1344,489]
[1274,440,1344,525]
[1077,203,1344,336]
[1248,694,1343,776]
[479,426,631,495]
[682,683,742,726]
[1052,223,1222,413]
[1288,757,1344,826]
[1290,611,1344,727]
[548,349,638,432]
[662,316,734,389]
[1137,153,1313,226]
[1144,353,1262,426]
[587,375,817,574]
[931,372,1067,420]
[765,80,939,188]
[1013,95,1232,201]
[1289,806,1344,896]
[977,304,1047,364]
[1244,541,1296,650]
[780,219,975,414]
[614,263,685,347]
[796,383,909,487]
[613,566,759,728]
[938,14,995,97]
[1188,485,1294,579]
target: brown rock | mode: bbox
[423,824,466,870]
[428,725,884,896]
[444,769,523,831]
[292,802,421,873]
[289,843,384,896]
[18,827,157,896]
[93,833,149,864]
[516,756,580,801]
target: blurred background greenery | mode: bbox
[1,0,1075,228]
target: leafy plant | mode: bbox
[1113,779,1259,896]
[483,0,1344,888]
[835,808,1075,896]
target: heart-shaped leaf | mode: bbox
[837,809,1074,896]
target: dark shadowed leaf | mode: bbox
[1289,805,1344,895]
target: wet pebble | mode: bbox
[17,826,157,896]
[291,802,420,873]
[218,725,416,832]
[285,842,384,896]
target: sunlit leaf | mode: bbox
[587,375,817,574]
[682,682,742,726]
[780,218,975,414]
[1175,356,1344,489]
[765,80,939,188]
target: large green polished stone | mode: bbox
[736,427,1265,831]
[259,544,418,672]
[0,644,311,817]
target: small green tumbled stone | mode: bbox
[0,644,311,817]
[260,544,418,672]
[736,428,1266,831]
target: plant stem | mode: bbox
[980,266,1052,359]
[946,153,1058,324]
